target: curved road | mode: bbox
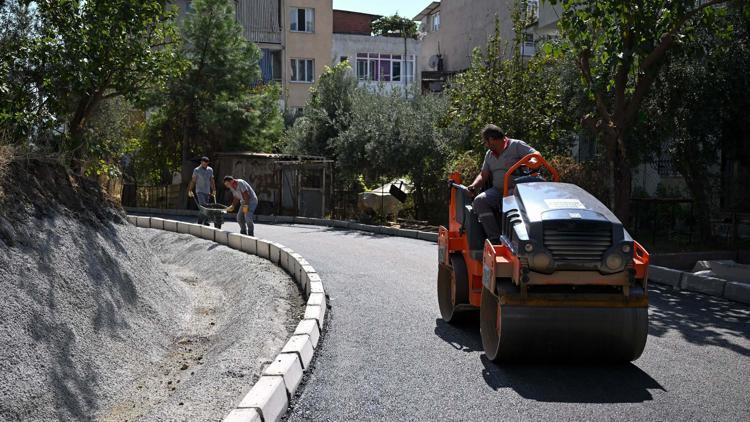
[157,217,750,421]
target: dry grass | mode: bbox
[0,143,16,201]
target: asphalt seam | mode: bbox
[127,215,328,422]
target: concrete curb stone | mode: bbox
[396,228,419,239]
[269,242,281,265]
[215,230,229,245]
[177,222,192,234]
[262,354,304,396]
[417,231,439,242]
[281,334,314,370]
[681,273,727,297]
[304,305,326,331]
[188,223,202,237]
[127,215,137,225]
[136,216,150,228]
[150,218,165,230]
[256,239,270,259]
[723,282,750,305]
[227,233,242,250]
[294,319,321,348]
[127,207,441,243]
[307,292,326,309]
[648,265,684,288]
[236,376,288,422]
[333,220,350,229]
[380,227,400,236]
[200,225,216,242]
[280,247,294,273]
[241,236,257,255]
[163,219,177,232]
[223,408,261,422]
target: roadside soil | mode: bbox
[97,229,304,422]
[0,160,303,421]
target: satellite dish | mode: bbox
[428,55,440,69]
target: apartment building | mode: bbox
[331,10,420,92]
[415,0,560,91]
[285,0,333,111]
[176,1,332,112]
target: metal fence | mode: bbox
[121,184,182,209]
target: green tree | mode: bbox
[146,0,282,195]
[283,61,357,158]
[635,4,750,239]
[37,0,180,172]
[445,22,578,160]
[552,0,742,222]
[334,86,455,221]
[0,0,179,173]
[371,14,418,88]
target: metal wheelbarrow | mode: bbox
[193,195,227,229]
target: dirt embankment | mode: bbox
[0,160,303,421]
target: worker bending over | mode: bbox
[223,176,258,236]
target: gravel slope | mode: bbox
[206,220,749,422]
[0,219,302,421]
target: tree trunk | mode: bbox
[603,131,632,225]
[68,92,102,175]
[180,112,193,209]
[674,147,713,241]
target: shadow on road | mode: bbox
[648,284,750,356]
[481,357,664,403]
[434,315,665,404]
[434,316,482,353]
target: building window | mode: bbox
[290,58,314,83]
[355,53,415,83]
[526,0,539,22]
[432,12,440,31]
[521,33,535,56]
[290,8,314,32]
[260,49,282,82]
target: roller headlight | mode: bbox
[621,243,632,254]
[529,251,554,272]
[605,253,624,271]
[524,243,534,253]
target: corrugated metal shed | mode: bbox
[236,0,282,44]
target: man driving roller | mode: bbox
[467,124,536,243]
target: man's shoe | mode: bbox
[240,230,247,235]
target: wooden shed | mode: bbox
[213,152,333,218]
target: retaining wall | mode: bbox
[126,215,327,422]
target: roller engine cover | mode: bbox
[501,182,634,273]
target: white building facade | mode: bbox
[332,33,421,92]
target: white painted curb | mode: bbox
[127,215,328,422]
[124,207,439,243]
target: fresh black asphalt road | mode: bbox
[150,216,750,421]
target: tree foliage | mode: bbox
[0,0,180,173]
[552,0,742,221]
[634,4,750,238]
[444,22,579,162]
[143,0,282,187]
[283,61,357,158]
[371,14,418,39]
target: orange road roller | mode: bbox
[437,153,650,362]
